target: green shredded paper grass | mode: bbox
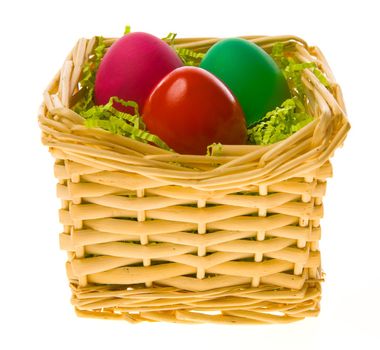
[247,97,313,145]
[162,32,205,66]
[248,42,330,145]
[73,27,331,152]
[82,97,171,150]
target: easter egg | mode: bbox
[95,32,183,113]
[142,67,247,155]
[200,38,290,125]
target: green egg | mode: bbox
[200,38,290,126]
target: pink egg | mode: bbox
[95,32,183,113]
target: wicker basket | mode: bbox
[39,34,350,324]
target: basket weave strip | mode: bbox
[39,34,350,324]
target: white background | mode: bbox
[1,0,379,349]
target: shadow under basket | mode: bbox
[39,34,350,324]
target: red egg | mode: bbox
[143,67,247,155]
[95,32,183,113]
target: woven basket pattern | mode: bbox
[39,35,350,324]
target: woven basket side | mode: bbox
[55,155,328,324]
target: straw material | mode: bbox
[39,34,350,324]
